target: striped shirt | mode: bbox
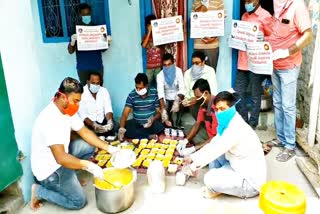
[125,88,160,124]
[192,0,224,49]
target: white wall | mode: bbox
[0,0,142,202]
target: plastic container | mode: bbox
[147,160,166,193]
[259,181,306,214]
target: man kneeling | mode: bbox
[181,91,266,199]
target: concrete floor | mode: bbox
[19,130,320,214]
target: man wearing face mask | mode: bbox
[78,72,115,139]
[177,79,218,156]
[30,77,120,211]
[156,53,185,127]
[118,73,164,141]
[234,0,273,130]
[183,51,218,119]
[267,0,313,162]
[179,91,266,199]
[68,3,111,86]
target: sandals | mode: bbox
[267,139,285,147]
[276,148,296,162]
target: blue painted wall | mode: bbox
[0,0,142,202]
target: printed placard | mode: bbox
[76,25,108,51]
[247,42,273,75]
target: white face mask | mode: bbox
[89,84,100,94]
[136,88,147,96]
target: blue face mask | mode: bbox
[216,105,237,136]
[82,15,91,24]
[89,84,100,94]
[163,64,176,86]
[245,3,255,12]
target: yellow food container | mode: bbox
[139,143,147,149]
[94,168,134,190]
[155,154,164,161]
[166,149,175,155]
[170,140,178,145]
[154,143,162,149]
[98,160,107,167]
[140,138,149,144]
[102,154,111,160]
[149,139,157,144]
[158,149,165,155]
[164,154,173,161]
[132,139,140,145]
[147,153,155,160]
[134,148,141,155]
[150,148,159,154]
[132,158,143,167]
[111,140,120,146]
[173,157,183,165]
[162,138,171,144]
[95,155,103,161]
[259,181,306,214]
[141,149,150,155]
[161,144,169,150]
[146,142,154,149]
[162,159,170,168]
[138,154,147,160]
[168,144,176,150]
[106,160,113,168]
[142,159,150,168]
[98,150,107,155]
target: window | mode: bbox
[38,0,111,43]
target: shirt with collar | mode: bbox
[78,84,113,123]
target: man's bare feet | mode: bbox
[202,186,222,199]
[30,184,43,211]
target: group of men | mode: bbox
[30,0,313,211]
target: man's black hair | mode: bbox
[145,14,157,26]
[213,91,237,107]
[87,72,102,82]
[192,78,211,94]
[79,3,91,13]
[135,73,148,86]
[162,53,174,64]
[192,51,206,62]
[55,77,83,97]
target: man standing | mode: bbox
[118,73,164,141]
[192,0,224,71]
[235,0,273,129]
[268,0,313,161]
[180,91,266,199]
[78,72,115,139]
[30,77,119,210]
[68,3,111,86]
[178,79,218,156]
[157,53,185,127]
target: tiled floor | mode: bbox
[20,130,320,214]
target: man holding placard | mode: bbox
[234,0,273,130]
[192,0,224,71]
[68,3,111,86]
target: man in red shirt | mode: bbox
[178,79,218,156]
[141,15,164,86]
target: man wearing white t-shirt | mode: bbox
[78,72,115,138]
[30,77,119,211]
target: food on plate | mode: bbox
[162,159,170,168]
[141,149,150,155]
[162,138,171,144]
[142,159,151,168]
[170,140,178,145]
[98,160,107,167]
[140,138,149,144]
[155,154,164,161]
[161,144,169,150]
[146,142,155,149]
[95,155,103,161]
[106,160,113,168]
[132,158,143,167]
[98,150,107,155]
[157,149,165,155]
[166,149,175,155]
[132,139,140,145]
[154,143,162,149]
[147,153,155,160]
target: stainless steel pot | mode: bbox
[95,168,137,213]
[260,95,272,111]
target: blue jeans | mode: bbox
[125,119,164,139]
[208,154,228,169]
[235,70,267,128]
[36,139,95,209]
[272,66,300,150]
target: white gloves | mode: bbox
[272,49,289,60]
[161,109,169,123]
[178,146,196,157]
[177,139,188,151]
[103,119,114,132]
[171,96,181,112]
[70,34,77,46]
[143,117,154,128]
[107,145,120,154]
[93,122,105,134]
[85,162,104,179]
[107,35,112,45]
[118,127,126,141]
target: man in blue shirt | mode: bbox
[68,3,110,86]
[118,73,164,140]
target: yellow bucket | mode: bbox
[259,181,306,214]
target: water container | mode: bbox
[147,160,166,193]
